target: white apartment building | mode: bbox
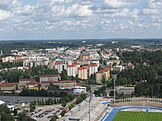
[67,64,77,77]
[67,62,80,77]
[89,63,98,77]
[78,66,88,80]
[23,56,49,68]
[54,61,64,73]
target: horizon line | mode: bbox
[0,37,162,41]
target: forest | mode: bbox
[117,50,162,97]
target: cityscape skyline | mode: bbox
[0,0,162,40]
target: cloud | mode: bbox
[143,8,159,15]
[51,3,93,17]
[0,0,162,37]
[0,9,12,20]
[104,0,131,8]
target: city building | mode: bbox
[26,81,39,90]
[73,62,80,74]
[72,86,87,94]
[96,68,110,84]
[1,56,15,63]
[23,56,49,68]
[41,80,79,89]
[54,61,64,73]
[80,53,90,60]
[1,55,22,63]
[19,78,36,88]
[78,66,88,80]
[89,63,98,77]
[39,74,61,82]
[67,64,77,77]
[0,83,18,91]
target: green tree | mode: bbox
[60,110,66,116]
[29,102,36,112]
[17,111,36,121]
[61,69,68,80]
[18,111,28,121]
[101,75,106,85]
[0,105,14,121]
[50,115,58,121]
[13,109,18,116]
[61,100,67,108]
[109,90,118,97]
[0,113,14,121]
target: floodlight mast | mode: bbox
[89,89,92,121]
[113,74,117,104]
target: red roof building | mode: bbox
[40,74,61,82]
[78,66,88,70]
[40,74,60,77]
[78,66,88,80]
[55,61,64,65]
[89,63,98,77]
[0,83,18,91]
[96,68,110,84]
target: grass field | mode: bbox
[113,111,162,121]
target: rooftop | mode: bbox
[67,64,76,68]
[0,83,17,87]
[41,80,77,84]
[26,81,39,85]
[55,61,64,65]
[89,63,98,67]
[19,78,36,82]
[97,68,110,73]
[40,74,60,77]
[78,66,88,70]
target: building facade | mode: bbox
[78,66,88,80]
[89,63,98,77]
[39,75,60,82]
[54,61,64,73]
[96,68,110,84]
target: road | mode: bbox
[0,96,58,103]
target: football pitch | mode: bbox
[113,111,162,121]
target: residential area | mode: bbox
[0,40,162,121]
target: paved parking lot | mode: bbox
[30,105,62,121]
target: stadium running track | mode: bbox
[101,106,162,121]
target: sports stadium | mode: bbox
[100,97,162,121]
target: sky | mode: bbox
[0,0,162,40]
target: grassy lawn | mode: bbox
[113,111,162,121]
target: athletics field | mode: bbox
[113,111,162,121]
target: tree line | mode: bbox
[118,50,162,97]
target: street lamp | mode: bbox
[89,89,92,121]
[112,74,117,104]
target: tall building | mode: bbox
[67,64,77,77]
[96,68,110,84]
[0,50,3,55]
[72,62,80,75]
[67,62,80,77]
[89,63,98,77]
[78,66,88,80]
[54,61,64,73]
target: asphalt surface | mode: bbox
[0,96,59,103]
[30,105,62,121]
